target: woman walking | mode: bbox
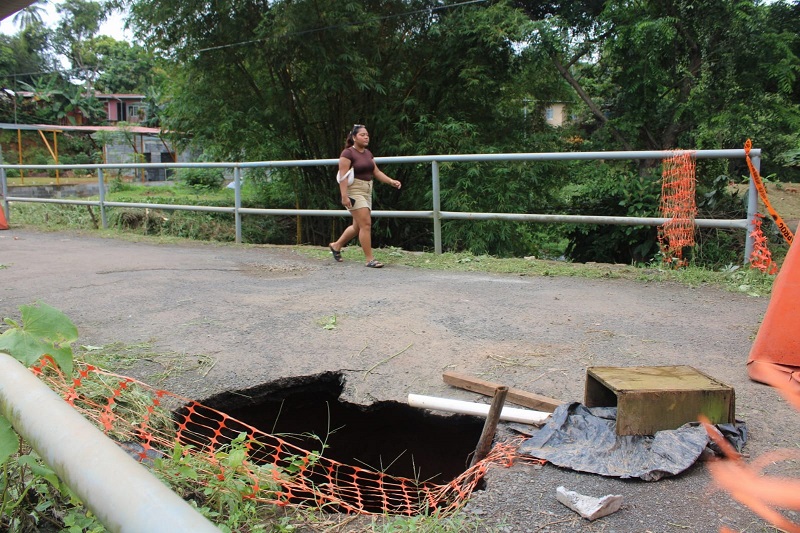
[329,124,401,268]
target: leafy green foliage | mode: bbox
[175,168,225,190]
[17,76,106,126]
[1,442,105,533]
[0,301,78,375]
[562,163,661,264]
[0,415,19,465]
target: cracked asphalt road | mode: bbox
[2,229,796,532]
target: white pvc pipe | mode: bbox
[0,353,220,533]
[408,393,551,425]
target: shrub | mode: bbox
[175,168,225,190]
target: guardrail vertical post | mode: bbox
[432,161,442,254]
[234,166,242,244]
[744,153,760,264]
[98,168,107,229]
[1,145,8,222]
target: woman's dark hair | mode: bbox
[345,124,365,148]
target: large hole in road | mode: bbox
[187,372,486,486]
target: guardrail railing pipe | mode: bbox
[0,148,765,262]
[0,353,221,533]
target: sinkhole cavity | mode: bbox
[177,372,486,493]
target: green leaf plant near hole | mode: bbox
[319,315,337,330]
[0,301,78,375]
[0,415,20,465]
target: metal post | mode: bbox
[432,161,442,254]
[744,154,760,264]
[54,131,60,184]
[233,166,242,244]
[1,144,8,222]
[17,128,24,182]
[98,168,107,229]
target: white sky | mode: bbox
[0,0,132,41]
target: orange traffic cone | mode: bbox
[0,204,8,230]
[747,223,800,392]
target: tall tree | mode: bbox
[519,0,800,159]
[122,0,551,251]
[53,0,107,86]
[12,1,49,31]
[89,36,164,94]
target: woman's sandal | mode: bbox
[365,259,384,268]
[329,245,343,262]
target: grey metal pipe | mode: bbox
[1,144,8,222]
[98,169,108,229]
[5,199,748,229]
[0,148,763,172]
[0,353,221,533]
[234,166,242,244]
[432,161,442,254]
[438,212,749,229]
[744,154,761,262]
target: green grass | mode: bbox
[5,192,777,297]
[303,245,776,297]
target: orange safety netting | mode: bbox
[744,139,794,246]
[29,357,529,516]
[657,151,697,267]
[749,213,779,275]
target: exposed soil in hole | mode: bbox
[179,372,486,488]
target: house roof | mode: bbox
[95,94,146,100]
[0,1,38,22]
[0,122,163,135]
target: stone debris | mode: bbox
[556,486,623,521]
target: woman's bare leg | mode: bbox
[350,208,374,263]
[330,220,359,252]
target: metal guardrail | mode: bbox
[1,148,761,262]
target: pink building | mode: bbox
[97,94,147,124]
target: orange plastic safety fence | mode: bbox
[749,213,779,275]
[744,139,794,245]
[29,357,531,516]
[657,151,697,268]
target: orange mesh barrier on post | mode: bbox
[744,139,794,245]
[749,214,779,275]
[29,357,531,516]
[657,151,697,267]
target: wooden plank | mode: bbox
[442,371,564,413]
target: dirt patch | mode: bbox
[731,181,800,230]
[2,229,798,532]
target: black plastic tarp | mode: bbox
[516,402,747,481]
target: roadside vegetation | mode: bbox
[0,303,495,533]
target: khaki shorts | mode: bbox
[347,179,373,211]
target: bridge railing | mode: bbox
[1,148,761,262]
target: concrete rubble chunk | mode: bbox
[556,486,623,521]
